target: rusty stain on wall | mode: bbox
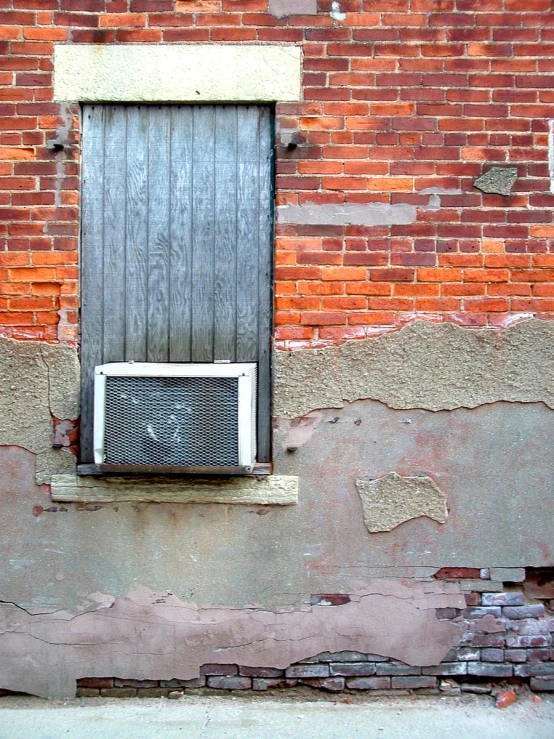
[356,473,448,533]
[0,582,463,699]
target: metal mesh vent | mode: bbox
[104,376,239,466]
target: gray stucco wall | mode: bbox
[0,320,552,697]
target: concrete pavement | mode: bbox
[0,694,553,739]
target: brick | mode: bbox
[503,605,545,620]
[376,663,421,676]
[530,677,554,692]
[207,677,251,690]
[301,677,346,692]
[239,667,284,678]
[200,664,238,676]
[391,676,437,689]
[506,635,552,649]
[100,688,137,697]
[481,648,505,663]
[285,664,330,679]
[467,662,513,678]
[514,662,554,678]
[346,677,391,690]
[77,678,114,689]
[330,663,377,677]
[422,663,467,676]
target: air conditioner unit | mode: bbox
[94,362,257,474]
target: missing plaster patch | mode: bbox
[356,472,448,533]
[274,319,554,418]
[473,167,518,196]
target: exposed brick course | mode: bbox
[74,580,554,697]
[0,1,552,345]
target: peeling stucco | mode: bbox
[356,473,448,533]
[274,319,554,418]
[0,337,79,483]
[0,582,463,699]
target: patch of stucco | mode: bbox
[0,582,463,699]
[277,202,417,227]
[0,337,79,483]
[274,320,554,418]
[54,45,302,103]
[356,473,448,533]
[473,167,518,196]
[269,0,317,18]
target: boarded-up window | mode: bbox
[80,104,274,465]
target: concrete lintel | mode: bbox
[51,474,298,505]
[53,44,302,103]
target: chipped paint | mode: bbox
[0,583,463,699]
[356,473,448,533]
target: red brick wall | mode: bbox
[1,0,554,346]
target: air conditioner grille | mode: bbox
[104,375,239,466]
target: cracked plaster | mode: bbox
[274,319,554,418]
[0,583,463,699]
[0,336,79,483]
[356,473,448,533]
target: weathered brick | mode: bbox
[200,664,238,676]
[285,664,330,679]
[467,662,513,678]
[506,635,552,648]
[207,676,252,690]
[159,678,205,688]
[114,679,158,688]
[482,592,525,607]
[137,688,170,698]
[346,677,391,690]
[514,662,554,678]
[376,663,421,676]
[301,677,346,692]
[77,678,114,689]
[503,605,545,619]
[504,649,528,663]
[530,677,554,692]
[239,667,284,678]
[391,676,437,689]
[422,663,467,676]
[330,662,377,677]
[481,648,504,663]
[100,688,137,697]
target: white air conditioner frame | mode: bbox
[93,362,257,473]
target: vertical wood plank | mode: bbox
[191,106,215,362]
[147,106,171,362]
[213,106,238,361]
[169,105,193,362]
[236,106,260,364]
[256,106,274,462]
[80,105,105,463]
[102,106,127,363]
[125,105,149,361]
